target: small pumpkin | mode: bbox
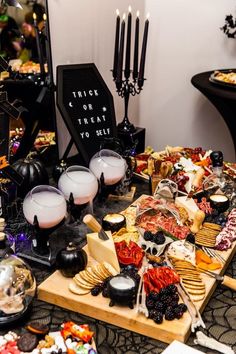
[12,154,49,198]
[56,242,88,278]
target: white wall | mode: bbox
[48,0,236,161]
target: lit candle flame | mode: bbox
[33,12,37,21]
[137,10,140,17]
[122,13,126,20]
[116,9,119,16]
[43,13,47,21]
[128,5,132,13]
[146,13,150,19]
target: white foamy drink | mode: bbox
[89,156,125,185]
[23,191,67,228]
[58,170,98,205]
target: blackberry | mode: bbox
[172,293,180,304]
[177,303,187,313]
[91,286,102,296]
[153,312,163,324]
[148,309,160,320]
[159,287,168,298]
[174,307,184,319]
[102,287,109,298]
[154,301,166,314]
[165,308,175,321]
[160,294,172,306]
[148,291,160,302]
[122,265,138,273]
[144,230,154,242]
[146,299,155,310]
[166,284,177,295]
[153,231,165,245]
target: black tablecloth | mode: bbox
[1,180,236,354]
[191,70,236,153]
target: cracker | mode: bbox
[103,261,118,276]
[74,275,94,289]
[69,281,90,295]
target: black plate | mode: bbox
[209,70,236,89]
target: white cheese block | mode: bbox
[167,240,196,265]
[175,196,199,220]
[86,231,120,272]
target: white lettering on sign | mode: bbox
[96,128,110,136]
[72,89,99,99]
[83,104,93,111]
[77,116,107,125]
[80,132,90,139]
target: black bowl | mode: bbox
[108,275,136,306]
[102,213,126,233]
[209,194,230,213]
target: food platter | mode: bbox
[38,195,236,344]
[38,239,236,344]
[209,70,236,89]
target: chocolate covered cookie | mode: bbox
[26,321,49,335]
[17,333,38,352]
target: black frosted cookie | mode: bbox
[26,321,49,335]
[17,333,38,352]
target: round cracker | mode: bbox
[69,281,90,295]
[102,262,118,276]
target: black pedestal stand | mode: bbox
[17,216,64,266]
[67,192,89,223]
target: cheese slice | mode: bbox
[86,231,120,273]
[167,240,196,265]
[175,196,199,220]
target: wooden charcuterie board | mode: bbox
[38,240,236,344]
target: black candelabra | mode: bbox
[112,8,149,134]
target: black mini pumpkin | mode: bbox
[56,242,88,277]
[12,155,49,198]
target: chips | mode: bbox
[69,262,118,295]
[112,227,139,244]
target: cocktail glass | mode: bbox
[58,165,98,219]
[89,149,126,186]
[23,185,67,256]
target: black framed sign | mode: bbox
[57,63,117,165]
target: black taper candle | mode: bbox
[113,9,120,80]
[133,11,139,80]
[138,15,149,89]
[124,6,132,80]
[116,14,125,90]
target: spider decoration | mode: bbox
[221,14,236,38]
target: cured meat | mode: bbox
[215,209,236,250]
[136,208,190,240]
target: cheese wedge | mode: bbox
[86,231,120,273]
[175,196,199,220]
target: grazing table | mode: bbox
[191,70,236,154]
[1,180,236,354]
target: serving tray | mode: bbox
[37,198,236,344]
